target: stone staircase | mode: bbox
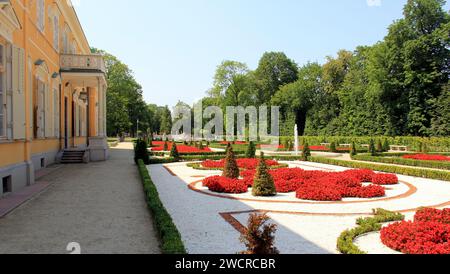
[60,150,87,164]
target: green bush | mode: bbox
[137,160,186,254]
[301,143,311,161]
[252,152,277,197]
[337,209,404,254]
[382,139,390,152]
[311,157,450,181]
[330,142,337,153]
[369,139,377,156]
[245,141,257,158]
[350,142,358,157]
[134,139,150,165]
[170,142,180,161]
[223,144,240,179]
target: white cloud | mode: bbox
[367,0,382,7]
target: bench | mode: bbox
[390,145,409,152]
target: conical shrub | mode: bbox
[252,152,277,197]
[246,141,256,158]
[222,144,240,179]
[170,142,180,161]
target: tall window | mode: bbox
[0,44,4,138]
[53,16,59,51]
[37,0,45,31]
[53,88,59,138]
[36,80,46,138]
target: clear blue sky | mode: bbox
[74,0,449,108]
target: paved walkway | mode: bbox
[0,143,161,254]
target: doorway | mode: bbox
[64,97,68,149]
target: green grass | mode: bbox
[137,160,186,254]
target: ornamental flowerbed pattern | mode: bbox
[151,141,212,153]
[201,168,399,201]
[381,208,450,254]
[402,154,450,162]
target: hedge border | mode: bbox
[337,209,405,254]
[186,162,289,171]
[352,154,450,171]
[311,157,450,182]
[137,160,187,254]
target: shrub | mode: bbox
[369,139,376,156]
[383,139,390,152]
[170,142,180,161]
[330,142,337,153]
[148,135,153,147]
[245,141,257,158]
[350,142,358,157]
[202,176,248,194]
[240,213,279,255]
[163,141,169,151]
[137,160,186,254]
[134,139,150,165]
[252,152,277,197]
[337,209,404,254]
[222,144,240,179]
[376,140,383,153]
[301,143,311,161]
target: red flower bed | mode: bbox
[371,174,399,185]
[238,168,387,199]
[202,158,280,170]
[202,176,248,194]
[402,154,450,162]
[151,142,212,153]
[381,208,450,254]
[220,141,248,145]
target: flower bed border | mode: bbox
[137,160,187,254]
[337,209,405,254]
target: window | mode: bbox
[35,80,46,138]
[0,44,4,137]
[37,0,45,32]
[53,88,59,138]
[2,176,12,194]
[53,16,59,51]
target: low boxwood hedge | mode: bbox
[137,160,186,254]
[337,209,404,254]
[352,154,450,171]
[311,157,450,181]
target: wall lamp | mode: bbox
[34,59,45,66]
[51,72,59,78]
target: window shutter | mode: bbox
[45,84,52,137]
[12,46,25,140]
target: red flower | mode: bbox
[152,142,212,153]
[403,154,450,162]
[202,159,280,170]
[202,176,248,194]
[371,174,399,185]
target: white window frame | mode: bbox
[37,0,45,32]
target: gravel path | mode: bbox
[0,143,161,254]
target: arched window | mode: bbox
[37,0,45,32]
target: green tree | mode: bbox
[350,142,358,157]
[252,152,277,197]
[170,142,180,161]
[223,144,240,179]
[246,141,257,158]
[301,143,311,161]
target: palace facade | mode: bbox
[0,0,108,197]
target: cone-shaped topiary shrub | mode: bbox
[222,144,240,179]
[377,140,383,153]
[163,141,169,151]
[330,142,337,153]
[148,135,153,148]
[170,142,180,161]
[369,139,377,156]
[199,141,204,150]
[383,139,390,152]
[240,213,279,255]
[252,152,277,197]
[301,143,311,161]
[134,139,150,165]
[246,141,257,158]
[350,142,358,157]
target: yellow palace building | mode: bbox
[0,0,108,196]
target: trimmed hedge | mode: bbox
[352,154,450,171]
[337,209,405,254]
[137,160,187,254]
[311,157,450,181]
